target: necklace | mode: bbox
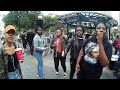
[4,43,15,55]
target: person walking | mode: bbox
[20,31,27,51]
[65,25,85,79]
[27,29,35,55]
[50,28,67,77]
[76,23,112,79]
[33,26,49,79]
[114,36,120,55]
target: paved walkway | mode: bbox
[20,51,117,79]
[12,40,117,79]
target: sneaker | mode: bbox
[37,74,39,77]
[63,73,67,77]
[55,72,59,76]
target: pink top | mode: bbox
[115,38,119,48]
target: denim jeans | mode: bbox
[34,51,45,79]
[8,70,21,79]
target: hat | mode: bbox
[4,25,16,33]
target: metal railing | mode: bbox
[42,37,52,57]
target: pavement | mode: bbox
[0,39,117,79]
[20,48,117,79]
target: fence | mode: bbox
[42,37,52,57]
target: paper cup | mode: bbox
[15,48,23,61]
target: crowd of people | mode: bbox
[1,22,119,79]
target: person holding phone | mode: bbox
[76,23,112,79]
[50,28,67,77]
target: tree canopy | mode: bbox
[2,11,41,32]
[2,12,67,34]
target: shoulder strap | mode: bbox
[13,42,19,49]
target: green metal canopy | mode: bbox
[57,11,118,29]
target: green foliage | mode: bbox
[110,29,120,39]
[43,15,67,34]
[2,11,41,32]
[2,11,67,34]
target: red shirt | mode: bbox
[56,37,62,53]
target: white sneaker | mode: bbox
[55,72,59,76]
[37,74,39,77]
[63,73,67,77]
[36,74,41,79]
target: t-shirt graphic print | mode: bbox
[84,41,99,65]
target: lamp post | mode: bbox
[17,11,21,31]
[18,15,20,31]
[36,14,44,28]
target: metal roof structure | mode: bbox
[57,11,118,29]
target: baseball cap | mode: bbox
[4,25,16,33]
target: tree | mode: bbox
[2,11,41,32]
[42,14,67,34]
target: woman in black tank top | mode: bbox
[0,25,22,79]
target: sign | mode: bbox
[81,21,95,27]
[66,17,78,23]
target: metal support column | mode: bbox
[18,19,20,31]
[109,28,111,40]
[67,24,69,36]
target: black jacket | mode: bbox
[27,32,35,44]
[66,36,84,59]
[50,36,67,57]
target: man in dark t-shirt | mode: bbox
[27,29,35,55]
[76,23,112,79]
[20,31,27,49]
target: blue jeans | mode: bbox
[8,70,21,79]
[34,51,45,79]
